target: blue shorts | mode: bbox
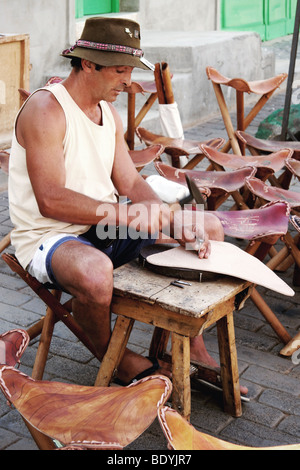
[28,226,157,288]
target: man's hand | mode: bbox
[171,208,211,259]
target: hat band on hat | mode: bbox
[62,39,144,58]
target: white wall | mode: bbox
[138,0,218,31]
[0,0,75,91]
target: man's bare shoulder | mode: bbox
[22,89,63,118]
[17,89,65,146]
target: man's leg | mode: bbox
[189,214,248,394]
[190,213,223,366]
[50,239,170,383]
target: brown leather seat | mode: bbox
[285,157,300,178]
[200,144,292,181]
[129,144,164,170]
[0,329,29,367]
[236,130,300,160]
[136,127,225,168]
[137,127,224,157]
[155,161,256,194]
[246,177,300,208]
[158,406,300,450]
[125,80,157,95]
[206,67,287,95]
[236,131,300,160]
[0,364,172,450]
[209,201,290,241]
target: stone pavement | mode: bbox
[1,38,300,451]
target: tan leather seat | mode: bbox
[158,406,300,450]
[0,363,172,450]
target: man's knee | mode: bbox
[76,254,114,305]
[52,243,114,305]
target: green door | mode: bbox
[221,0,266,39]
[76,0,119,18]
[221,0,297,41]
[265,0,288,40]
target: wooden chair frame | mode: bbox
[206,67,287,156]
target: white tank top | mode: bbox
[9,83,117,268]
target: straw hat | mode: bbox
[61,16,154,71]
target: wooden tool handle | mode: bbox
[154,63,166,104]
[161,62,174,104]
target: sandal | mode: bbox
[114,356,160,386]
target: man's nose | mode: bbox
[122,72,132,87]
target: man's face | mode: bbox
[94,65,134,102]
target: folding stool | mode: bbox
[206,67,287,155]
[236,130,300,189]
[151,163,292,344]
[200,143,293,209]
[154,161,256,210]
[158,406,300,450]
[136,126,225,169]
[0,150,10,253]
[0,330,172,450]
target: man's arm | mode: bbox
[110,105,211,257]
[19,90,108,225]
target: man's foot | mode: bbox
[116,349,171,386]
[190,336,248,396]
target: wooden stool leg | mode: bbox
[127,93,136,150]
[94,315,135,387]
[212,83,242,156]
[171,333,191,420]
[22,296,59,449]
[216,311,242,417]
[250,288,291,344]
[31,308,55,381]
[31,290,61,381]
[236,90,246,155]
[149,326,170,358]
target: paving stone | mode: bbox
[220,419,299,447]
[0,427,21,450]
[259,389,300,416]
[277,415,300,439]
[242,365,300,396]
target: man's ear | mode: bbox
[81,59,93,72]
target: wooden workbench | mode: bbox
[95,259,251,419]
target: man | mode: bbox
[9,17,224,385]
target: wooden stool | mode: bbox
[0,363,171,450]
[129,144,164,171]
[154,161,256,210]
[206,67,287,155]
[136,126,225,169]
[124,80,158,150]
[236,130,300,189]
[0,150,10,253]
[1,253,100,379]
[158,406,300,450]
[95,259,252,420]
[236,130,300,160]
